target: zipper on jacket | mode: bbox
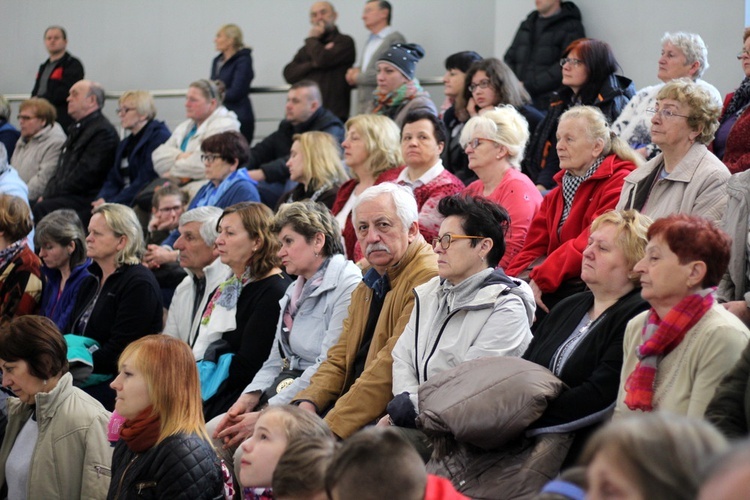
[94,464,112,478]
[136,481,157,494]
[422,310,462,382]
[114,455,139,499]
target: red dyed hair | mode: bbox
[647,214,731,287]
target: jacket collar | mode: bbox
[6,372,75,427]
[552,153,616,186]
[385,235,435,285]
[627,143,708,184]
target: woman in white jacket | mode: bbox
[151,79,239,195]
[385,194,535,428]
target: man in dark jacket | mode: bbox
[32,80,118,224]
[31,26,85,131]
[283,2,356,122]
[504,1,585,110]
[247,80,344,207]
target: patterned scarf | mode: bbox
[559,156,604,232]
[371,78,424,116]
[120,406,161,453]
[723,76,750,122]
[624,288,715,411]
[0,239,27,271]
[282,257,330,333]
[201,267,253,326]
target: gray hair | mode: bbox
[87,81,106,109]
[661,32,709,79]
[459,105,530,169]
[179,206,223,247]
[352,183,418,232]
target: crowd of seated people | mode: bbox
[5,1,750,498]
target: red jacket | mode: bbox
[718,92,750,174]
[505,154,635,293]
[331,166,404,260]
[424,475,469,500]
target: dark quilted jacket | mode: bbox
[107,433,224,500]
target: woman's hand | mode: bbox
[724,300,750,325]
[376,415,392,427]
[214,411,262,450]
[298,401,318,414]
[143,245,178,269]
[466,97,479,117]
[530,279,549,314]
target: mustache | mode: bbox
[366,243,391,256]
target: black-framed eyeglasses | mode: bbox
[432,234,484,250]
[201,154,221,163]
[646,107,690,120]
[468,79,492,93]
[116,106,135,115]
[560,57,584,67]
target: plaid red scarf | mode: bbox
[624,288,715,411]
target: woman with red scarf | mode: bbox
[615,214,750,418]
[108,335,225,499]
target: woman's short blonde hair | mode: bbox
[656,79,722,144]
[580,413,728,500]
[590,210,652,284]
[218,202,280,278]
[218,24,245,51]
[118,335,210,444]
[344,115,403,179]
[292,131,349,191]
[119,90,157,120]
[459,105,530,169]
[91,203,145,266]
[559,106,644,167]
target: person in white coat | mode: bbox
[163,206,230,351]
[385,194,535,427]
[151,79,240,196]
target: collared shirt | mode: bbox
[360,25,394,70]
[396,160,445,190]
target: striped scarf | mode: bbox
[624,288,715,411]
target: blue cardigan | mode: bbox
[40,258,96,331]
[96,119,171,205]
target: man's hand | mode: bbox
[143,244,178,269]
[91,198,105,211]
[248,169,265,182]
[345,67,360,86]
[298,401,318,414]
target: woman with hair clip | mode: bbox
[35,209,95,331]
[198,202,291,421]
[152,78,240,193]
[212,24,255,143]
[68,203,163,409]
[279,131,349,210]
[0,316,112,499]
[524,38,635,191]
[212,200,361,450]
[108,334,224,499]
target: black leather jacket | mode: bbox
[107,433,224,500]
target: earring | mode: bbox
[314,251,319,257]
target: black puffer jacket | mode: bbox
[504,2,586,109]
[107,433,224,500]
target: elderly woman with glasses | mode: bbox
[91,91,171,209]
[712,28,750,174]
[613,32,721,160]
[384,195,534,430]
[460,106,542,268]
[10,97,66,201]
[523,38,635,192]
[617,80,730,223]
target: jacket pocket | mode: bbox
[92,464,111,478]
[135,480,157,496]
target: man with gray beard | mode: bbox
[292,183,437,438]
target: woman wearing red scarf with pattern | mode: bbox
[615,214,750,418]
[108,335,226,499]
